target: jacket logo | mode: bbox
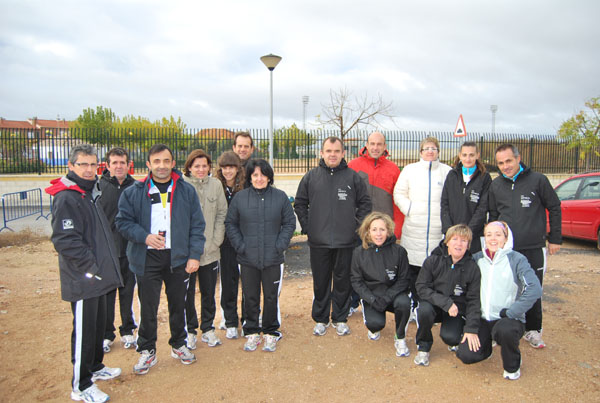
[453,284,463,296]
[337,188,348,201]
[469,190,480,203]
[520,195,532,208]
[62,219,74,230]
[386,267,397,281]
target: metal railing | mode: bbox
[1,188,50,232]
[1,128,598,175]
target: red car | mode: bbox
[552,172,600,249]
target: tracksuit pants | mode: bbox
[135,249,187,352]
[220,243,241,328]
[240,264,283,336]
[104,255,137,340]
[517,248,546,332]
[408,264,421,309]
[457,317,525,373]
[185,261,219,334]
[309,247,353,324]
[70,294,107,393]
[415,300,465,352]
[361,293,411,338]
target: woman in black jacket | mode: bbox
[441,141,492,253]
[225,159,296,353]
[350,212,411,358]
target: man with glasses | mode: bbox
[46,144,123,403]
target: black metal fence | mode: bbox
[1,127,598,175]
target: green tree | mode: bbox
[558,96,600,170]
[71,106,116,144]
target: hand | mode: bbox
[372,297,387,312]
[185,258,200,274]
[448,303,459,317]
[548,243,561,255]
[461,332,480,352]
[145,234,165,249]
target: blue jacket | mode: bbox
[116,170,206,275]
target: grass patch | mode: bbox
[0,229,49,248]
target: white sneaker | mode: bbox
[226,327,239,339]
[244,334,261,351]
[171,345,196,364]
[503,367,521,380]
[121,334,136,349]
[219,319,227,330]
[71,384,109,402]
[187,333,197,350]
[133,350,157,375]
[262,334,278,352]
[102,339,113,353]
[409,309,417,323]
[201,330,222,347]
[313,322,328,336]
[348,306,359,317]
[395,338,410,357]
[367,330,380,341]
[524,330,546,349]
[332,322,351,336]
[91,366,121,382]
[448,345,458,352]
[414,351,429,366]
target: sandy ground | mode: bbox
[0,232,599,402]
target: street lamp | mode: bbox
[260,53,282,166]
[302,96,309,132]
[490,105,498,135]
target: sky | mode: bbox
[1,0,599,134]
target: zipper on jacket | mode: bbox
[425,162,432,257]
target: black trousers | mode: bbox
[185,261,219,334]
[104,256,137,340]
[516,248,545,332]
[309,247,353,324]
[219,243,241,328]
[415,300,465,352]
[136,250,187,352]
[70,294,107,392]
[361,293,411,338]
[408,264,421,309]
[457,317,525,373]
[240,264,283,336]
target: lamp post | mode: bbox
[490,105,498,135]
[302,95,309,132]
[260,53,282,166]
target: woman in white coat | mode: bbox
[393,136,451,311]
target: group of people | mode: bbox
[48,130,561,402]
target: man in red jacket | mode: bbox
[348,131,403,238]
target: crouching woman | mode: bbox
[350,212,412,357]
[457,221,542,380]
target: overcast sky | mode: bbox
[1,0,599,134]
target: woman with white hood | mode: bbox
[457,221,542,380]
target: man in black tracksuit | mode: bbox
[489,143,561,349]
[98,147,137,351]
[294,136,371,336]
[46,144,122,402]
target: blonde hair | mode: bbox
[444,224,473,247]
[420,137,440,152]
[357,212,395,249]
[484,221,509,238]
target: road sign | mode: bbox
[454,114,467,137]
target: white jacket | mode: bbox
[393,159,451,266]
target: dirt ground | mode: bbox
[0,233,599,402]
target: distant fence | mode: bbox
[1,128,599,174]
[1,188,50,232]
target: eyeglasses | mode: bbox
[421,147,439,152]
[74,162,99,169]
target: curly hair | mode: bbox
[357,212,395,249]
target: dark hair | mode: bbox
[245,159,274,187]
[321,136,344,150]
[495,143,520,157]
[106,147,129,165]
[183,149,212,177]
[216,151,245,193]
[452,141,486,175]
[234,131,254,147]
[69,144,97,165]
[147,144,174,162]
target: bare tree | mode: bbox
[317,87,395,139]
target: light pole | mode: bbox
[490,105,498,135]
[260,53,282,166]
[302,95,309,132]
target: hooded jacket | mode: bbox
[441,163,492,253]
[350,236,410,305]
[225,184,296,269]
[348,147,404,238]
[46,172,123,302]
[115,169,206,275]
[488,163,562,250]
[183,175,227,265]
[415,241,481,334]
[98,169,136,257]
[294,158,372,249]
[473,228,542,323]
[393,158,452,266]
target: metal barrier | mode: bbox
[0,188,50,232]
